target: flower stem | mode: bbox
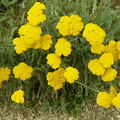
[75,80,100,93]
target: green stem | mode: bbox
[75,80,100,93]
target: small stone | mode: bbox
[49,117,58,120]
[69,117,74,120]
[111,117,114,120]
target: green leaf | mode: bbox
[7,0,18,6]
[1,0,8,8]
[102,0,111,30]
[94,3,103,26]
[91,0,97,15]
[0,16,7,23]
[81,0,86,13]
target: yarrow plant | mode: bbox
[1,1,120,113]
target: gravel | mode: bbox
[0,99,120,120]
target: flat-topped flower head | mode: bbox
[46,68,66,90]
[88,59,105,76]
[31,34,52,50]
[101,67,117,82]
[55,38,72,56]
[96,92,113,109]
[0,67,11,82]
[13,36,29,54]
[90,43,105,54]
[46,53,61,69]
[27,2,46,26]
[13,62,33,81]
[40,34,53,50]
[82,23,106,44]
[64,67,79,83]
[99,53,114,68]
[104,40,119,61]
[18,23,42,45]
[11,90,25,103]
[112,93,120,109]
[56,14,84,36]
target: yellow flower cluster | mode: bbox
[56,14,84,36]
[46,66,79,90]
[46,14,81,89]
[101,67,117,82]
[112,93,120,108]
[46,38,72,69]
[83,23,106,54]
[83,23,106,45]
[11,90,24,103]
[97,92,113,108]
[99,53,114,68]
[55,38,72,56]
[88,55,117,82]
[13,2,52,54]
[96,86,116,108]
[46,53,61,69]
[88,59,105,76]
[46,68,66,90]
[27,2,46,26]
[90,43,105,54]
[0,67,11,88]
[13,62,33,81]
[64,67,79,83]
[104,40,120,61]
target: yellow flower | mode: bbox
[82,23,106,44]
[104,40,119,61]
[64,67,79,83]
[96,92,113,108]
[88,59,105,76]
[31,34,52,50]
[13,62,33,81]
[55,38,72,56]
[110,86,117,98]
[112,93,120,108]
[11,90,25,104]
[0,67,11,82]
[101,67,117,82]
[46,68,66,90]
[56,14,84,36]
[90,43,105,54]
[104,40,116,53]
[46,53,61,69]
[99,53,114,68]
[116,41,120,52]
[27,2,46,26]
[40,34,53,50]
[31,39,42,49]
[13,36,29,54]
[18,23,42,45]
